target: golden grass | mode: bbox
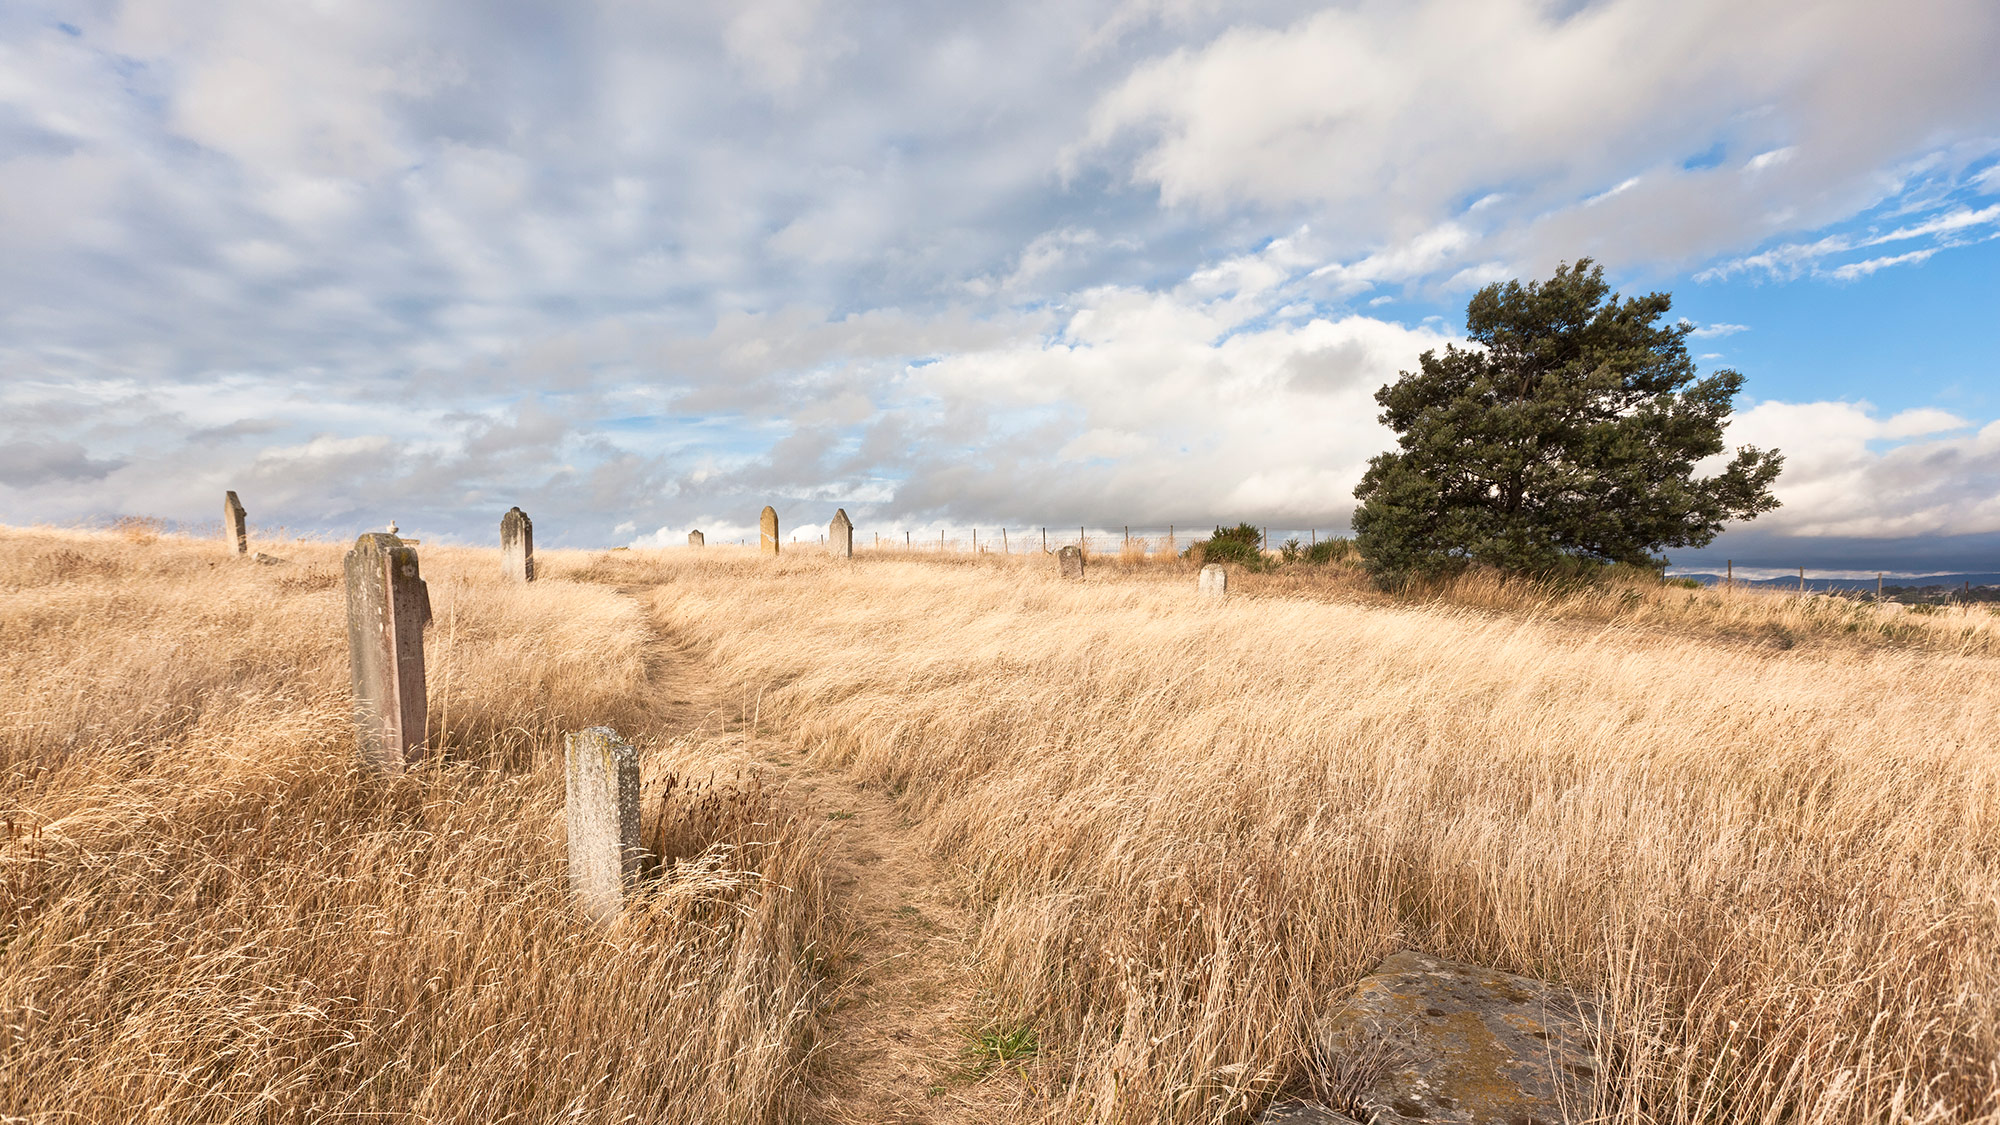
[585,546,1999,1124]
[0,529,832,1123]
[7,527,1997,1123]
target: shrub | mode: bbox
[1188,524,1267,570]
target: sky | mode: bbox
[3,0,1998,573]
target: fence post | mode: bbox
[501,507,534,582]
[1877,573,1883,601]
[1726,559,1732,587]
[565,726,642,924]
[973,528,978,553]
[1798,566,1805,594]
[343,533,432,773]
[224,491,248,555]
[1002,528,1008,554]
[1042,527,1047,553]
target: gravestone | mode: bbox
[223,491,248,555]
[343,532,432,773]
[688,530,704,547]
[1058,544,1085,579]
[565,726,643,924]
[1199,564,1227,597]
[760,506,780,556]
[830,508,854,558]
[501,506,534,583]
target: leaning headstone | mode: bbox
[1058,544,1085,579]
[501,506,534,583]
[565,726,643,924]
[760,506,780,556]
[1284,951,1601,1125]
[223,491,248,555]
[1199,564,1227,597]
[251,552,286,566]
[830,508,854,558]
[687,529,704,547]
[343,532,432,773]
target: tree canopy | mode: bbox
[1350,259,1782,584]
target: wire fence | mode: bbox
[777,525,1348,557]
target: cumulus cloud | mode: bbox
[1,0,1997,565]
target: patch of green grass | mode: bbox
[826,810,855,820]
[966,1024,1038,1074]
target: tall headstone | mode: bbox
[343,533,432,773]
[760,506,780,556]
[830,508,853,558]
[501,506,534,583]
[223,491,248,555]
[565,726,643,924]
[1199,564,1227,598]
[1058,544,1085,579]
[687,530,705,547]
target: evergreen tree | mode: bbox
[1351,260,1782,585]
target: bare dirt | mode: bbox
[637,627,1027,1124]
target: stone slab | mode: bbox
[830,508,853,558]
[342,533,432,773]
[1058,544,1084,579]
[224,491,248,555]
[1200,563,1227,597]
[760,506,779,556]
[501,506,534,582]
[1315,951,1600,1125]
[1261,1100,1364,1125]
[688,529,704,547]
[565,726,642,924]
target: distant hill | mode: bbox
[1672,572,2000,594]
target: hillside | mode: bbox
[4,527,1997,1123]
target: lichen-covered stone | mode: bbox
[687,529,704,547]
[760,506,780,555]
[501,506,534,582]
[224,491,248,555]
[1313,951,1599,1125]
[1058,544,1084,579]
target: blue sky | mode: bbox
[2,0,1997,572]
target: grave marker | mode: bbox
[1059,544,1085,579]
[343,533,432,773]
[688,529,705,547]
[830,508,854,558]
[565,726,643,924]
[501,506,534,583]
[1199,564,1227,597]
[224,491,248,555]
[760,506,780,556]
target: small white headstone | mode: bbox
[1199,564,1227,598]
[565,727,643,924]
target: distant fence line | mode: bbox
[755,525,1347,557]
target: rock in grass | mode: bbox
[1296,951,1600,1125]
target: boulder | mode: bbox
[1274,951,1600,1125]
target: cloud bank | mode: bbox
[2,0,1997,567]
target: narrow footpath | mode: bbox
[636,627,1022,1125]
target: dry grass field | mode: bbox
[4,525,1997,1123]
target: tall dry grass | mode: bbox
[0,529,832,1123]
[581,547,2000,1125]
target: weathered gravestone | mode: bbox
[687,529,704,547]
[1270,951,1600,1125]
[343,533,432,773]
[501,506,534,583]
[1200,563,1228,597]
[830,508,854,558]
[223,491,248,555]
[760,506,780,556]
[565,726,643,924]
[1058,544,1085,579]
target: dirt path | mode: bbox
[636,628,1015,1124]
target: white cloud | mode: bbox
[1689,322,1749,338]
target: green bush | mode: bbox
[1279,536,1355,566]
[1189,524,1267,570]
